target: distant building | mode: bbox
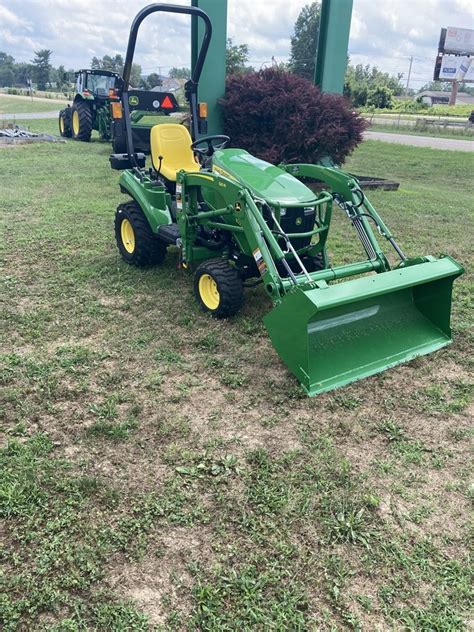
[416,90,474,106]
[150,77,185,93]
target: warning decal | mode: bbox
[176,183,183,210]
[252,248,267,276]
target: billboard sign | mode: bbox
[438,55,474,81]
[444,27,474,55]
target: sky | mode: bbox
[1,0,473,90]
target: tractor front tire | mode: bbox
[58,110,71,137]
[71,101,93,141]
[304,252,325,272]
[115,201,167,267]
[194,259,244,319]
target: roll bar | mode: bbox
[118,3,212,168]
[121,3,212,91]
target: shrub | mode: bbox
[366,86,393,109]
[358,102,471,117]
[220,68,368,165]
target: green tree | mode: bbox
[0,51,15,87]
[289,2,320,80]
[13,62,33,86]
[129,63,142,88]
[147,72,162,88]
[0,66,14,87]
[169,67,191,79]
[32,49,52,90]
[418,80,452,93]
[226,39,253,75]
[56,65,69,89]
[366,86,393,109]
[0,51,15,66]
[90,54,124,73]
[344,62,403,107]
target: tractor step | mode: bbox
[109,152,146,170]
[158,223,180,245]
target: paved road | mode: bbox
[0,92,66,105]
[0,110,59,120]
[365,130,474,152]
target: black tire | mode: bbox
[71,101,93,141]
[58,110,71,138]
[114,201,167,267]
[112,135,127,153]
[284,251,325,274]
[194,259,244,318]
[304,252,325,272]
[111,120,127,153]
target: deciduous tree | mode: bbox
[289,2,320,80]
[169,67,191,79]
[226,39,253,75]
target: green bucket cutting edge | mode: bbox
[264,256,464,396]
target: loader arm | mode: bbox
[178,166,464,396]
[177,169,334,300]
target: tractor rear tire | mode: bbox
[58,111,71,137]
[115,201,167,267]
[71,101,93,141]
[194,259,244,319]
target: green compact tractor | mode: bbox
[59,69,120,142]
[109,3,464,396]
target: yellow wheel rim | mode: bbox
[199,274,220,310]
[72,110,80,135]
[121,218,135,254]
[59,116,64,133]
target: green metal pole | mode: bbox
[191,0,227,134]
[314,0,353,94]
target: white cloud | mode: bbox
[0,4,31,28]
[0,0,472,88]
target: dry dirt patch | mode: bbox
[107,525,214,625]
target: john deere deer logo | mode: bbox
[129,95,139,106]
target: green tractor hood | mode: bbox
[212,149,317,207]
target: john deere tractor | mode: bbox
[108,4,464,396]
[59,67,181,152]
[59,69,119,142]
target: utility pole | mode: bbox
[405,56,413,98]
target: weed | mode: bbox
[155,347,182,364]
[380,419,405,442]
[176,453,241,480]
[89,395,118,420]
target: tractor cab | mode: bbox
[76,69,119,99]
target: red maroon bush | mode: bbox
[220,68,368,165]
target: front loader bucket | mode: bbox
[264,256,464,396]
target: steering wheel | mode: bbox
[191,135,230,158]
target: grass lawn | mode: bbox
[1,120,473,630]
[0,97,62,115]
